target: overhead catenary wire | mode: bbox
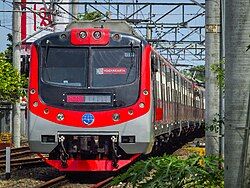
[0,0,205,65]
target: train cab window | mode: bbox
[41,47,88,87]
[92,48,139,87]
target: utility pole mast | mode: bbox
[12,0,21,148]
[146,25,152,41]
[71,0,78,20]
[225,0,250,187]
[205,0,221,155]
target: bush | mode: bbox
[110,154,224,188]
[0,57,27,103]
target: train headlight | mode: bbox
[57,113,64,121]
[33,101,38,107]
[79,31,87,39]
[112,113,120,121]
[93,31,102,39]
[139,102,145,108]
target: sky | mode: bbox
[0,0,205,65]
[0,0,12,52]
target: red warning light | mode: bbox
[93,31,102,39]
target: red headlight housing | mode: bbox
[70,28,110,46]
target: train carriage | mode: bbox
[28,21,204,172]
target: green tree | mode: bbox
[0,53,26,103]
[77,11,103,21]
[4,33,13,64]
[0,34,27,103]
[181,65,205,83]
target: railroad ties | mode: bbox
[0,146,44,169]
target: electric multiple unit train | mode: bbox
[28,21,205,172]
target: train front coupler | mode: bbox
[58,135,69,168]
[111,135,120,168]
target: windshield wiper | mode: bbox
[126,41,136,81]
[43,40,51,81]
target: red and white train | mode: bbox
[28,21,205,172]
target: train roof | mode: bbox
[66,20,142,38]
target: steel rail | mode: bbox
[35,175,68,188]
[91,176,114,188]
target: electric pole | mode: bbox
[205,0,221,155]
[12,0,21,147]
[146,25,152,41]
[71,0,78,20]
[225,0,250,187]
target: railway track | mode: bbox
[34,174,115,188]
[91,176,114,188]
[0,158,44,169]
[35,175,68,188]
[0,146,30,155]
[0,157,44,169]
[0,146,45,170]
[0,146,32,160]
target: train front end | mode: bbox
[28,24,154,171]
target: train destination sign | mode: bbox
[66,95,112,104]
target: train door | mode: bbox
[187,82,192,121]
[184,80,188,121]
[174,73,178,122]
[171,70,175,123]
[160,60,166,122]
[156,57,163,121]
[180,77,184,121]
[151,52,158,123]
[166,66,172,123]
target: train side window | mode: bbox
[156,80,160,106]
[184,80,187,105]
[166,67,171,81]
[151,53,158,72]
[187,83,191,106]
[175,73,179,103]
[179,77,182,104]
[172,71,175,102]
[165,67,170,102]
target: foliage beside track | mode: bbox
[0,53,27,103]
[110,154,224,188]
[77,11,103,21]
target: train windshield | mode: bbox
[92,47,139,87]
[42,47,88,87]
[42,47,139,88]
